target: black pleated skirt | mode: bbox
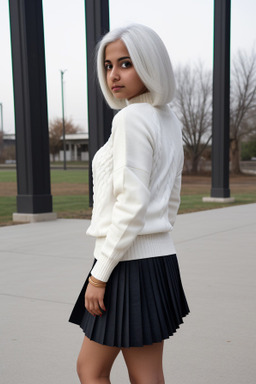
[69,254,189,348]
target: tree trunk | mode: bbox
[230,138,241,174]
[191,155,199,174]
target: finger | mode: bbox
[87,298,100,316]
[85,287,94,314]
[85,285,105,316]
[85,297,95,316]
[99,298,106,312]
[93,301,103,316]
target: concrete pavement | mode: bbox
[0,203,256,383]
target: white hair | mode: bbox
[97,24,176,109]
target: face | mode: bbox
[104,39,147,101]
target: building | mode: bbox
[0,133,16,163]
[0,132,89,164]
[56,132,89,162]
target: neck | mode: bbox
[126,92,153,105]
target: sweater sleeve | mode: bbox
[168,173,182,227]
[91,106,154,281]
[168,147,184,227]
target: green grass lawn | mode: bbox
[0,169,89,183]
[52,195,90,218]
[0,170,90,225]
[0,196,17,225]
[0,169,255,226]
[50,169,89,184]
[0,170,17,182]
[0,195,91,226]
[179,193,256,214]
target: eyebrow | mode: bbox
[104,56,131,63]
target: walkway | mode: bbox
[0,204,256,383]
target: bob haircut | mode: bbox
[97,24,176,110]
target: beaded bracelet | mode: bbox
[88,276,106,288]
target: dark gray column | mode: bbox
[211,0,231,198]
[85,0,113,206]
[9,0,53,214]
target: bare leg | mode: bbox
[122,341,165,384]
[77,336,120,384]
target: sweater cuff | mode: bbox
[91,255,119,282]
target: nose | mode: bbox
[109,66,120,81]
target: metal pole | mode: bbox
[60,70,67,170]
[9,0,53,216]
[0,103,3,132]
[211,0,231,198]
[84,0,113,206]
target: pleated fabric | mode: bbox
[69,254,189,348]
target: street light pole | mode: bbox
[0,103,3,132]
[60,70,67,170]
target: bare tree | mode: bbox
[49,117,80,161]
[174,64,212,173]
[230,49,256,174]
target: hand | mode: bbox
[85,282,106,317]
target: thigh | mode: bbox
[77,336,120,381]
[122,341,165,384]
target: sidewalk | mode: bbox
[0,204,256,384]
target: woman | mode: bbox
[69,24,189,384]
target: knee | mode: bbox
[76,355,110,384]
[77,354,93,383]
[128,372,165,384]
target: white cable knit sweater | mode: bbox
[86,93,184,282]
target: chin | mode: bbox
[113,94,126,100]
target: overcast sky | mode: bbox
[0,0,255,133]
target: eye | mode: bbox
[104,63,112,71]
[121,61,132,69]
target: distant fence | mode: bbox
[0,161,255,174]
[183,160,256,174]
[240,161,256,174]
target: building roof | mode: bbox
[60,132,89,141]
[3,133,16,141]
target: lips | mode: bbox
[112,85,124,91]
